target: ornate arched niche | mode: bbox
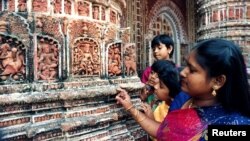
[35,36,60,81]
[72,37,101,77]
[0,34,26,83]
[146,0,188,66]
[107,42,122,77]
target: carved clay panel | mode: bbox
[105,26,117,43]
[36,37,59,81]
[32,0,48,12]
[110,10,117,24]
[120,28,130,43]
[33,129,62,141]
[77,1,89,16]
[93,6,100,20]
[18,0,27,12]
[64,0,72,15]
[53,0,62,14]
[0,0,140,140]
[229,6,234,20]
[235,8,243,19]
[69,21,101,40]
[0,117,30,128]
[1,104,31,113]
[8,0,15,12]
[72,38,101,76]
[34,113,62,123]
[124,43,136,76]
[108,43,121,76]
[0,36,26,82]
[212,10,219,22]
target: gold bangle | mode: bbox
[126,105,134,111]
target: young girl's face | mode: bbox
[150,71,171,102]
[154,80,170,101]
[152,43,172,60]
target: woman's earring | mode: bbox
[212,86,217,96]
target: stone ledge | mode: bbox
[0,81,144,105]
[0,77,141,94]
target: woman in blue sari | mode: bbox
[116,38,250,141]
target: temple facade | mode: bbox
[126,0,250,75]
[0,0,249,140]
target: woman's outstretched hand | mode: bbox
[115,88,133,109]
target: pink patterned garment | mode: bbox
[157,108,205,141]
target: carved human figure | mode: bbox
[37,42,58,80]
[108,45,121,76]
[53,0,61,14]
[108,48,114,73]
[8,0,15,11]
[85,60,93,75]
[81,42,93,63]
[93,6,99,20]
[0,44,25,79]
[64,0,71,14]
[78,1,89,16]
[80,42,94,74]
[113,46,121,66]
[33,0,47,12]
[18,0,27,12]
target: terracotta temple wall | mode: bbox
[0,0,146,140]
[197,0,250,68]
